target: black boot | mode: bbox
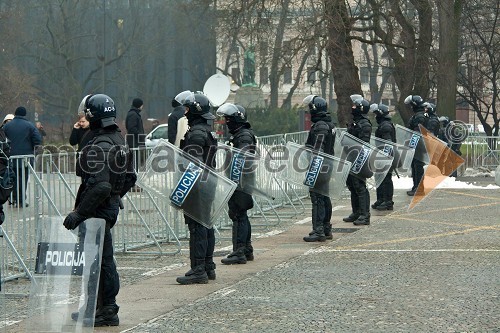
[371,200,383,209]
[344,191,360,222]
[354,190,370,225]
[324,223,333,240]
[177,264,208,284]
[343,213,359,222]
[303,226,326,242]
[353,215,370,225]
[82,304,119,327]
[244,243,254,261]
[376,201,394,211]
[205,262,216,280]
[221,247,247,265]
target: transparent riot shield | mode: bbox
[409,126,464,210]
[140,140,237,228]
[26,217,105,332]
[335,132,394,188]
[370,136,415,175]
[276,142,352,199]
[216,143,275,200]
[395,124,430,164]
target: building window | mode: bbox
[360,67,369,84]
[307,67,316,83]
[283,66,292,84]
[260,67,269,85]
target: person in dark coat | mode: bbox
[301,95,336,242]
[125,98,145,174]
[342,95,372,226]
[0,114,14,223]
[176,92,218,285]
[70,111,94,178]
[423,102,441,137]
[3,106,42,208]
[370,103,396,211]
[404,95,426,196]
[217,103,258,262]
[125,98,145,149]
[64,94,136,327]
[70,112,92,150]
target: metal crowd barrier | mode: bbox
[1,135,310,284]
[6,130,493,284]
[461,135,499,170]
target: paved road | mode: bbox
[3,182,500,333]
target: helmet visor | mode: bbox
[369,103,379,113]
[216,103,239,117]
[404,95,413,105]
[350,94,363,103]
[78,94,92,115]
[302,95,316,106]
[175,91,194,105]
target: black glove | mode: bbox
[63,211,86,230]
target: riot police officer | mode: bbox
[423,102,440,136]
[176,92,218,285]
[405,95,426,196]
[438,116,462,177]
[370,103,396,211]
[64,94,137,327]
[343,94,372,226]
[301,95,336,241]
[217,103,257,263]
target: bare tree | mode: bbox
[0,4,38,113]
[324,0,362,126]
[436,0,464,119]
[457,0,499,137]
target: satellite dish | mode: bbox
[203,74,230,107]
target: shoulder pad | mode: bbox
[313,120,331,132]
[91,136,114,149]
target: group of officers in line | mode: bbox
[62,90,457,327]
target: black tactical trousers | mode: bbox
[187,217,215,268]
[228,203,251,249]
[376,171,394,202]
[411,159,425,191]
[310,191,332,232]
[346,174,370,216]
[100,222,120,306]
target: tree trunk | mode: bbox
[324,0,362,127]
[437,0,464,120]
[268,0,290,109]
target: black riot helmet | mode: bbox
[350,94,370,114]
[183,92,215,120]
[404,95,424,111]
[303,95,328,114]
[423,102,436,114]
[370,103,390,117]
[84,94,117,128]
[217,103,247,123]
[439,116,450,127]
